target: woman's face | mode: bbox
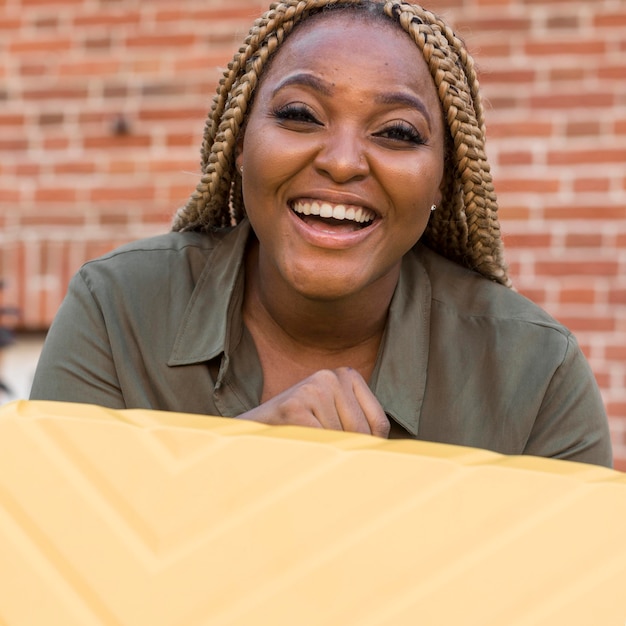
[237,12,445,302]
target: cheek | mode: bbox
[389,158,443,207]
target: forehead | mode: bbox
[258,11,436,95]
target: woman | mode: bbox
[30,0,613,466]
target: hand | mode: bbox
[238,367,390,438]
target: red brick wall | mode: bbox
[1,0,625,469]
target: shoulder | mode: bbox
[415,244,569,336]
[77,226,243,286]
[83,229,224,269]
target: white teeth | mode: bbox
[332,205,345,220]
[320,203,333,218]
[292,201,375,224]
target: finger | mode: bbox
[302,370,346,432]
[331,368,389,437]
[346,369,390,438]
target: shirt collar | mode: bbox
[168,220,251,366]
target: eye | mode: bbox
[375,122,425,146]
[272,103,322,126]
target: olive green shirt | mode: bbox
[31,220,613,466]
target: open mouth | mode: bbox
[291,200,376,230]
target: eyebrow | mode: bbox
[375,92,432,128]
[272,73,334,98]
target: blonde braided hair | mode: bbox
[172,0,510,286]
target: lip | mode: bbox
[287,196,382,250]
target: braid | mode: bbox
[385,2,508,285]
[172,0,510,286]
[172,0,352,232]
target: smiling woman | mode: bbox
[30,0,613,467]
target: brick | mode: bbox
[565,121,601,137]
[555,316,616,333]
[545,15,579,29]
[0,138,29,151]
[594,13,626,28]
[83,37,112,50]
[138,107,207,122]
[572,178,610,193]
[43,137,70,150]
[549,67,586,82]
[558,288,597,305]
[98,211,131,226]
[548,149,626,166]
[496,179,560,194]
[498,205,531,220]
[54,161,96,175]
[15,163,41,176]
[166,184,196,204]
[525,40,606,56]
[545,206,626,220]
[479,69,536,85]
[564,233,604,248]
[83,134,151,150]
[0,18,21,30]
[23,87,88,101]
[19,63,48,77]
[166,133,197,147]
[598,65,626,80]
[0,188,21,203]
[19,0,84,5]
[59,60,121,76]
[19,213,86,227]
[148,159,198,173]
[535,260,619,278]
[38,113,64,126]
[530,93,614,110]
[106,160,137,174]
[455,17,531,32]
[608,289,626,305]
[126,34,197,48]
[498,151,533,166]
[195,8,266,20]
[475,0,513,6]
[503,233,551,248]
[9,38,73,54]
[88,186,156,202]
[34,188,77,203]
[73,12,141,27]
[606,346,626,362]
[31,15,60,29]
[487,121,553,138]
[171,55,229,75]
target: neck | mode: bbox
[243,240,398,355]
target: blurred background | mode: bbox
[0,0,625,469]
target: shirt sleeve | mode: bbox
[29,269,126,409]
[523,333,613,468]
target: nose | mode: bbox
[313,126,370,183]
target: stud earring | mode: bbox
[431,204,437,212]
[239,165,243,175]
